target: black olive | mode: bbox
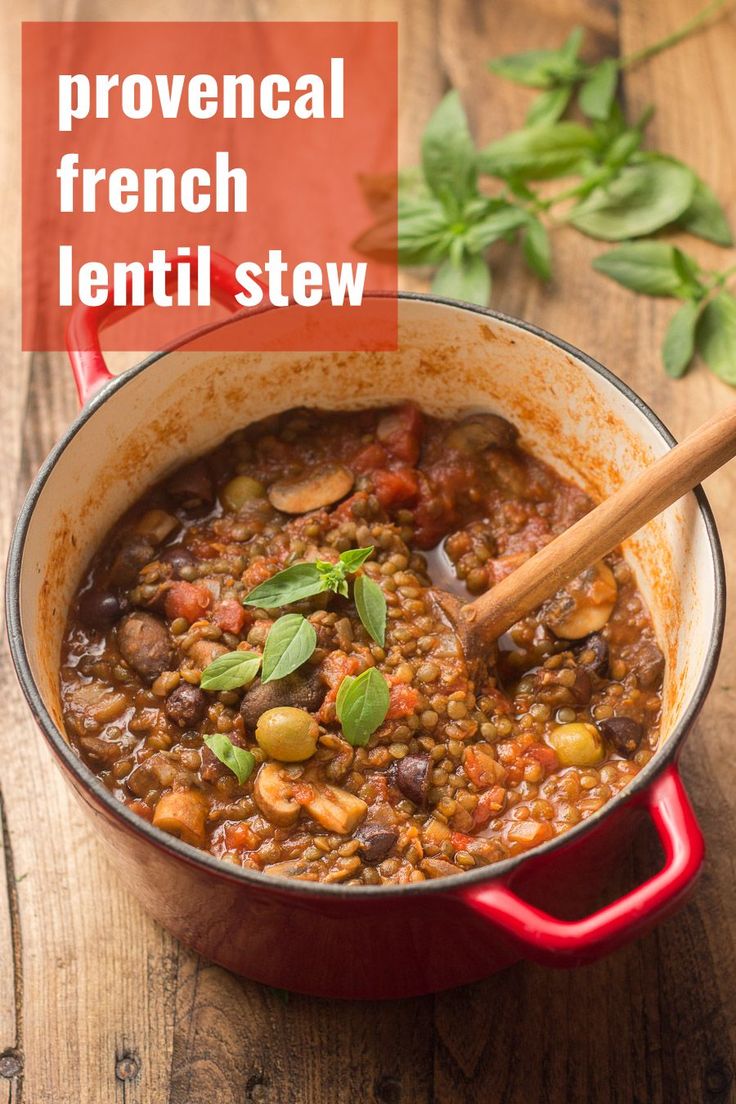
[392,755,430,807]
[165,684,208,728]
[159,545,196,578]
[78,588,126,629]
[354,824,398,864]
[598,716,645,758]
[575,632,609,677]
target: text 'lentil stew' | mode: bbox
[60,404,664,885]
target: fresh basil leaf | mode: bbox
[338,547,374,572]
[243,563,324,608]
[335,667,391,747]
[591,242,699,297]
[663,300,701,378]
[203,734,255,785]
[478,123,596,181]
[488,28,583,89]
[431,253,491,307]
[261,614,317,683]
[521,216,552,280]
[422,91,477,213]
[697,292,736,384]
[526,86,572,126]
[354,575,387,646]
[396,194,454,265]
[200,650,262,691]
[678,177,733,246]
[461,201,529,252]
[568,159,695,240]
[578,58,618,121]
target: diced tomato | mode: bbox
[472,786,507,829]
[212,600,249,635]
[128,799,154,822]
[353,442,388,473]
[293,782,316,805]
[387,683,419,719]
[224,822,259,850]
[451,831,475,850]
[377,403,423,464]
[164,581,211,623]
[242,558,278,591]
[372,467,419,509]
[507,819,555,850]
[320,650,362,690]
[464,746,506,789]
[523,744,559,775]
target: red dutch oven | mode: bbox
[6,258,724,999]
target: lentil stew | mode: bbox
[60,404,664,885]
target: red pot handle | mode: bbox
[65,251,243,405]
[463,765,703,965]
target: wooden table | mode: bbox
[2,1,735,1101]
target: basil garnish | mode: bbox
[336,667,390,747]
[353,574,387,646]
[261,614,317,683]
[203,733,255,784]
[200,650,262,691]
[244,547,374,607]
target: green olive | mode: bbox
[219,475,265,512]
[547,722,604,768]
[255,707,319,762]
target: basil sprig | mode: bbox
[244,546,387,646]
[593,241,736,382]
[336,668,390,747]
[200,650,262,691]
[355,4,734,383]
[203,734,255,785]
[261,614,317,683]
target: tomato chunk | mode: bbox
[353,443,388,473]
[387,683,419,719]
[212,600,249,635]
[377,403,423,464]
[373,468,419,509]
[164,581,211,623]
[224,822,259,850]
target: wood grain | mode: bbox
[2,1,735,1102]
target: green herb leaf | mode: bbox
[422,91,477,213]
[521,215,552,280]
[354,575,387,646]
[244,563,324,608]
[663,300,702,378]
[678,177,733,246]
[578,59,618,121]
[335,667,391,747]
[488,27,583,89]
[338,547,374,572]
[461,200,529,252]
[200,650,262,691]
[591,241,701,297]
[203,734,255,785]
[478,122,596,181]
[526,85,572,126]
[431,253,492,306]
[568,159,695,240]
[261,614,317,683]
[697,292,736,384]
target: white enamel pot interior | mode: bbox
[7,293,725,901]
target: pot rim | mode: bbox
[5,292,726,901]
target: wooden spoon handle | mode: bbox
[462,402,736,640]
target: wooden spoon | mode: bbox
[431,402,736,662]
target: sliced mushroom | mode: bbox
[186,639,228,670]
[135,509,179,545]
[268,465,354,514]
[546,561,618,640]
[117,612,174,682]
[262,858,311,878]
[240,672,326,731]
[253,763,301,827]
[446,413,518,454]
[108,534,155,587]
[152,789,208,847]
[304,782,367,834]
[65,681,129,729]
